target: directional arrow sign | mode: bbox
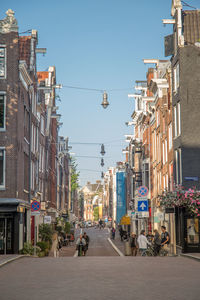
[138,200,148,212]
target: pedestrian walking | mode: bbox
[119,226,124,242]
[153,229,161,256]
[83,232,90,256]
[137,230,151,256]
[76,234,86,256]
[99,219,103,230]
[111,227,116,240]
[130,233,138,256]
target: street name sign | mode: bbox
[138,200,148,212]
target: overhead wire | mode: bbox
[181,1,198,9]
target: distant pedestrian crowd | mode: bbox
[118,225,170,256]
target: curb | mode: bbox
[107,238,124,257]
[0,255,26,268]
[180,253,200,262]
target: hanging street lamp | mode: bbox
[100,144,105,156]
[101,158,104,167]
[101,91,109,109]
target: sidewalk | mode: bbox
[0,255,25,267]
[110,230,126,256]
[180,253,200,262]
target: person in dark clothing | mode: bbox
[153,229,161,256]
[83,232,90,256]
[119,226,124,241]
[130,233,137,256]
[160,226,170,255]
[161,226,170,245]
[111,227,116,240]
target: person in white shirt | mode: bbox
[137,230,151,256]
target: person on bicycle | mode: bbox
[76,234,86,256]
[137,230,151,256]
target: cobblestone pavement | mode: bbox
[0,256,200,300]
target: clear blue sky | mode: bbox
[2,0,198,186]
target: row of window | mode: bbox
[152,124,173,163]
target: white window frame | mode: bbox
[0,147,5,189]
[177,102,181,136]
[168,123,172,150]
[162,141,165,164]
[174,106,177,138]
[179,148,182,184]
[0,46,6,79]
[165,139,168,163]
[175,150,179,184]
[0,92,6,131]
[40,116,45,135]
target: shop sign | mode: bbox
[44,216,52,224]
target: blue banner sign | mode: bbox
[116,171,126,224]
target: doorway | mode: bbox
[0,217,14,254]
[184,217,200,253]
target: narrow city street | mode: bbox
[77,227,118,256]
[0,254,200,299]
[0,228,200,300]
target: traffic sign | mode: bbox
[31,201,41,212]
[138,200,148,212]
[138,186,149,197]
[138,211,149,218]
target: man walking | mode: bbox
[137,230,151,256]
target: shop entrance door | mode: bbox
[0,218,14,254]
[185,217,200,253]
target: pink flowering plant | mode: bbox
[159,185,200,217]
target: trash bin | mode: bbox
[124,241,131,256]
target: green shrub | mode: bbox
[55,225,63,234]
[36,241,49,252]
[38,251,45,257]
[39,224,53,244]
[64,222,71,234]
[21,242,34,255]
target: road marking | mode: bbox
[107,238,124,257]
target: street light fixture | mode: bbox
[100,144,105,156]
[101,92,109,109]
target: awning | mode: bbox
[0,198,30,212]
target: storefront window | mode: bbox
[187,218,199,244]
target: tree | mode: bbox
[70,158,80,191]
